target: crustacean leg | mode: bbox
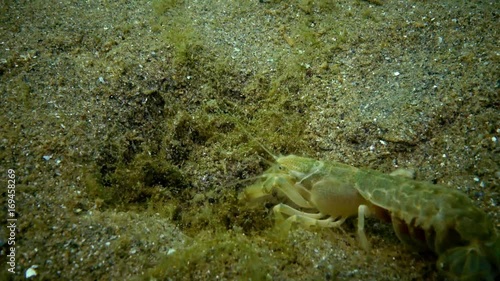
[242,173,314,208]
[270,175,373,251]
[357,205,370,251]
[273,203,344,227]
[272,201,371,251]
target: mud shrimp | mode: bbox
[240,152,499,280]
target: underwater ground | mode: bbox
[0,0,498,280]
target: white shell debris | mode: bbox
[42,155,53,161]
[25,265,38,278]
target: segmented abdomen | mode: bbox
[352,168,499,280]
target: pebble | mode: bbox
[25,266,38,278]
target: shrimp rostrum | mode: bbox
[240,154,499,281]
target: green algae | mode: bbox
[144,231,273,280]
[152,0,184,15]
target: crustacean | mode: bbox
[240,151,499,280]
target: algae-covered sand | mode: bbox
[0,0,498,280]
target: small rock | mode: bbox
[26,266,38,278]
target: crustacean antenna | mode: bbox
[226,114,280,162]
